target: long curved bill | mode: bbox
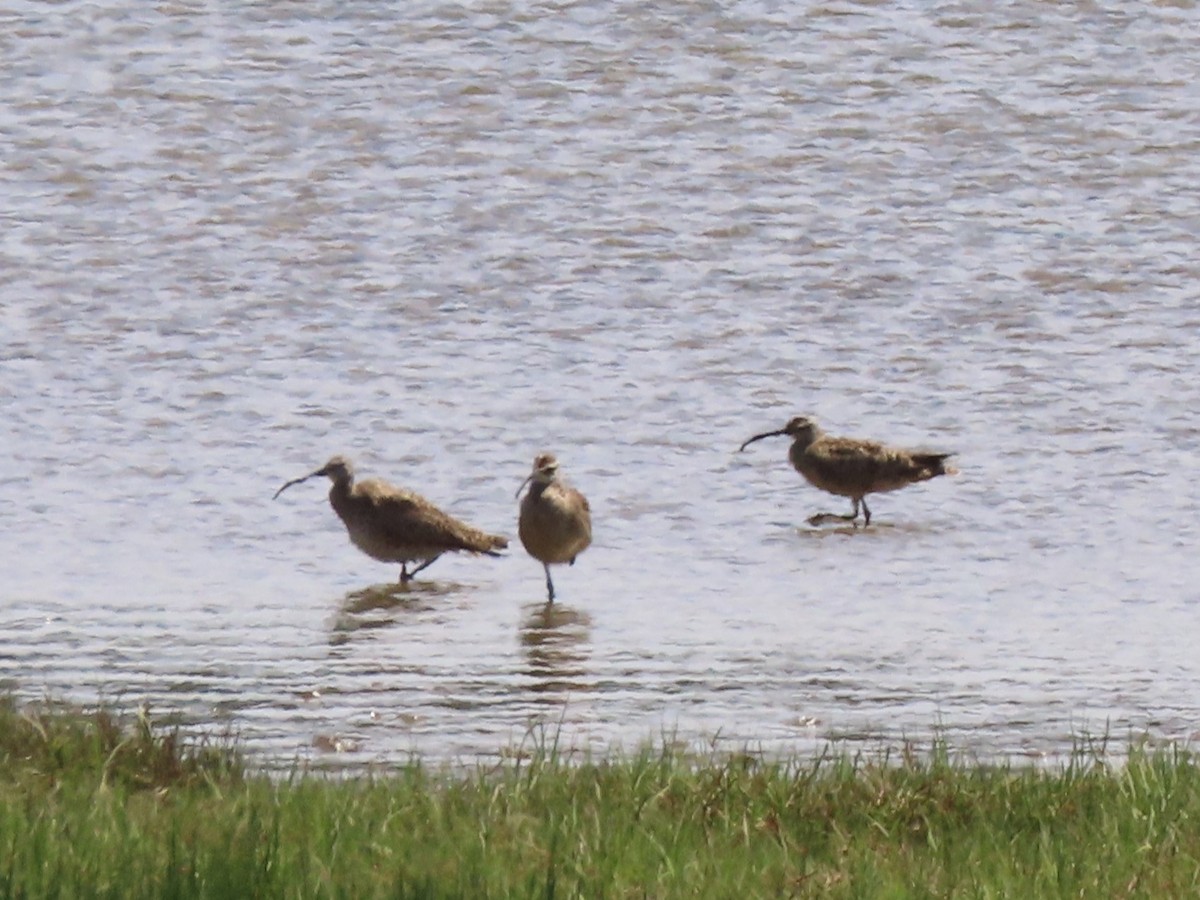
[273,471,317,500]
[738,429,787,452]
[514,474,533,500]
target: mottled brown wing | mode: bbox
[815,438,954,493]
[568,487,593,547]
[805,438,896,491]
[819,437,889,459]
[359,481,507,553]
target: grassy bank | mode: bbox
[2,698,1200,898]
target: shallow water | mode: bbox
[2,0,1199,768]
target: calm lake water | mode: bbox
[2,0,1199,769]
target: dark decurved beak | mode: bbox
[273,467,324,500]
[514,473,533,500]
[739,429,787,452]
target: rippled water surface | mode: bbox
[3,0,1199,768]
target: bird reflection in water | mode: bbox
[328,581,459,647]
[519,602,593,700]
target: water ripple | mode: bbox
[2,0,1199,767]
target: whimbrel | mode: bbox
[274,455,507,582]
[739,416,956,526]
[516,453,592,602]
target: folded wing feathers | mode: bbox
[362,482,507,554]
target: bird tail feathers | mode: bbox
[914,452,957,477]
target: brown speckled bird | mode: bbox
[274,455,507,582]
[516,453,592,602]
[740,416,956,526]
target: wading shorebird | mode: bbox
[739,416,956,527]
[273,455,507,582]
[516,453,592,602]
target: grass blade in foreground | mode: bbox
[2,698,1200,897]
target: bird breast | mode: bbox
[519,484,592,564]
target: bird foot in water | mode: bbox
[399,555,441,583]
[807,512,861,528]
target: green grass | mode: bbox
[3,697,1200,898]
